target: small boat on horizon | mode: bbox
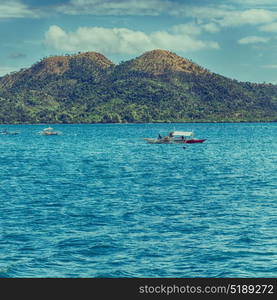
[39,127,62,136]
[0,129,20,135]
[144,131,206,144]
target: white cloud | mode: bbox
[171,23,203,36]
[262,64,277,69]
[224,9,277,26]
[202,23,220,33]
[172,6,277,27]
[54,0,277,26]
[44,25,219,55]
[171,22,220,36]
[211,8,277,27]
[0,0,35,18]
[56,0,172,16]
[229,0,277,5]
[3,0,277,27]
[238,36,270,44]
[44,26,153,54]
[36,0,277,34]
[151,31,219,51]
[169,5,229,21]
[259,22,277,32]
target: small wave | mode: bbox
[0,269,11,278]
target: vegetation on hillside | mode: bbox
[0,50,276,124]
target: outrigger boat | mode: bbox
[0,129,19,135]
[39,127,62,136]
[144,131,206,144]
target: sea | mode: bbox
[0,123,276,278]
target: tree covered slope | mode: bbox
[0,49,276,123]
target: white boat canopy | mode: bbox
[170,131,194,137]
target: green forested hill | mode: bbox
[0,49,276,123]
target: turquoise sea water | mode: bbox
[0,123,276,278]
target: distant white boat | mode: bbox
[39,127,62,136]
[0,129,19,135]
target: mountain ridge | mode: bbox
[0,49,276,124]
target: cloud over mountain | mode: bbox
[44,25,219,55]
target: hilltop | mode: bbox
[30,52,113,77]
[0,49,276,123]
[117,49,208,75]
[0,52,114,89]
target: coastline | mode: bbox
[0,120,276,125]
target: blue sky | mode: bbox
[1,0,277,83]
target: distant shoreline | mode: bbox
[0,120,276,126]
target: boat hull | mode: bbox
[144,138,172,144]
[144,138,206,144]
[170,139,206,144]
[41,132,60,135]
[185,139,206,144]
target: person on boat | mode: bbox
[158,134,162,139]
